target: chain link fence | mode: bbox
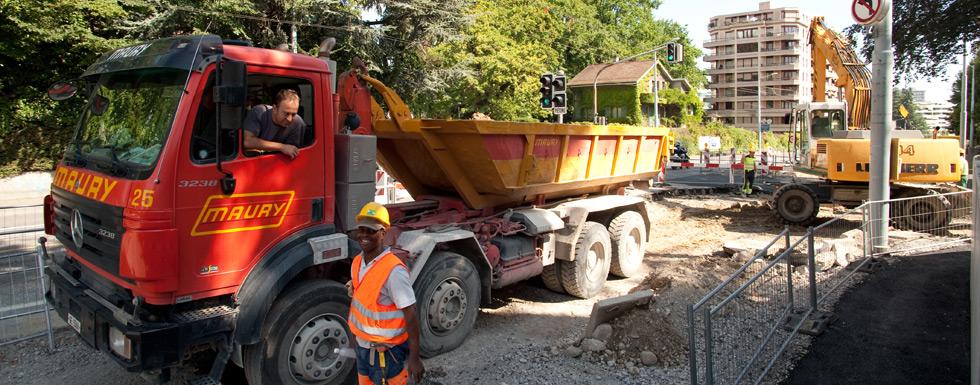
[688,190,972,385]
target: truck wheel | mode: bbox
[608,211,646,278]
[896,192,951,232]
[243,280,356,385]
[540,262,565,294]
[414,251,481,357]
[773,184,819,226]
[560,221,611,298]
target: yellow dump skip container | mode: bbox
[373,119,671,210]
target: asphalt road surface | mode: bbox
[781,248,971,384]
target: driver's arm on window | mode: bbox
[243,130,299,159]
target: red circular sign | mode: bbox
[852,0,890,26]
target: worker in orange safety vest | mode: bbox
[347,202,424,385]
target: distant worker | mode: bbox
[347,202,425,385]
[243,88,304,159]
[959,148,969,187]
[933,126,940,140]
[741,145,757,196]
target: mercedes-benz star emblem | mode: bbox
[70,209,84,249]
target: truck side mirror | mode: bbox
[47,81,78,101]
[214,58,247,196]
[216,60,247,130]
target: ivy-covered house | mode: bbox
[567,59,698,126]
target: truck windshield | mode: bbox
[68,68,187,179]
[810,109,844,138]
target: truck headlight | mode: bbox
[109,327,132,359]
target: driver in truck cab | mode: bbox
[243,88,304,159]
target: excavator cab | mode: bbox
[810,109,845,138]
[788,102,848,169]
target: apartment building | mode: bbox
[916,101,954,130]
[704,2,835,132]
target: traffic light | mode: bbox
[551,75,566,109]
[539,73,553,109]
[665,42,683,63]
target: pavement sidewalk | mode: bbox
[781,248,971,384]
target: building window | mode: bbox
[612,106,625,118]
[736,28,757,39]
[737,43,758,53]
[781,26,798,34]
[782,56,798,64]
[765,101,775,109]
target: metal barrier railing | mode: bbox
[1,204,55,349]
[688,190,972,385]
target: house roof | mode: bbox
[568,59,692,92]
[568,59,658,87]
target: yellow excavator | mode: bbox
[772,17,964,228]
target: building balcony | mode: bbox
[760,46,802,54]
[708,66,737,74]
[703,52,736,61]
[759,63,798,71]
[704,37,736,47]
[759,32,803,42]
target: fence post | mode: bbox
[807,226,817,312]
[688,304,698,385]
[704,307,714,385]
[36,237,54,351]
[785,226,793,307]
[971,156,979,385]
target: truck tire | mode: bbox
[773,184,819,226]
[895,191,951,232]
[243,280,356,385]
[413,251,481,357]
[560,221,611,298]
[540,262,566,294]
[608,211,646,278]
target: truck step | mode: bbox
[172,305,237,323]
[185,377,222,385]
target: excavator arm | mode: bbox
[810,17,872,130]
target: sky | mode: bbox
[655,0,964,103]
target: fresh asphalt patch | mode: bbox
[781,248,970,384]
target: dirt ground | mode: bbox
[0,192,819,385]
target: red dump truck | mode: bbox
[40,35,672,384]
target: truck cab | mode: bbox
[43,35,364,384]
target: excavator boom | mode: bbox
[810,17,872,130]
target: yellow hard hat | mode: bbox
[749,142,757,151]
[960,148,965,155]
[355,202,390,230]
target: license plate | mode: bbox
[67,313,81,334]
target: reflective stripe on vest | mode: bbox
[744,156,756,171]
[348,251,409,344]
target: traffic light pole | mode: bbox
[654,51,662,127]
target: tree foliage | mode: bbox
[420,0,704,121]
[947,48,979,138]
[0,0,129,176]
[843,0,980,81]
[893,88,929,132]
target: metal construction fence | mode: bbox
[0,204,55,349]
[688,190,972,385]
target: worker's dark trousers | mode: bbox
[743,170,755,194]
